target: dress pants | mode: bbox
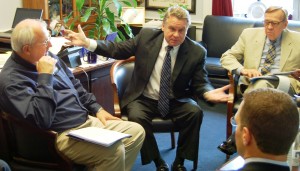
[56,116,145,171]
[126,95,203,165]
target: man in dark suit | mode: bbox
[64,5,229,171]
[233,88,298,171]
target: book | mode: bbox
[249,75,279,83]
[249,71,293,83]
[272,71,293,76]
[67,127,132,147]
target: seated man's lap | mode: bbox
[56,116,142,166]
[126,97,203,128]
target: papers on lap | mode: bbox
[67,127,132,147]
[249,71,293,83]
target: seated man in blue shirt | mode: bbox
[0,19,145,171]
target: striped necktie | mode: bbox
[158,46,173,117]
[261,40,276,75]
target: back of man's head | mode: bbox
[241,88,299,155]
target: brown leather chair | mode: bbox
[110,57,198,170]
[0,110,85,171]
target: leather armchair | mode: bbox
[110,57,198,170]
[0,110,85,171]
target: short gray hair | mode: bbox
[265,6,288,21]
[163,5,191,26]
[11,19,47,53]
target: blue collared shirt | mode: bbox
[0,52,101,132]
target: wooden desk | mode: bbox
[73,59,115,114]
[0,37,11,50]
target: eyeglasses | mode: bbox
[230,116,237,127]
[41,34,51,46]
[263,20,284,27]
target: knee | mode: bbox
[129,122,146,142]
[190,105,203,121]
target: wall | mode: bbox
[0,0,22,31]
[139,0,212,41]
[0,0,212,41]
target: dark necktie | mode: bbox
[261,40,276,75]
[158,46,173,117]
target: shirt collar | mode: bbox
[244,157,288,167]
[267,33,282,46]
[162,38,180,52]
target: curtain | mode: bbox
[212,0,233,16]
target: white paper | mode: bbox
[68,127,132,147]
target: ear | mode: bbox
[242,127,251,146]
[22,44,31,56]
[161,24,165,32]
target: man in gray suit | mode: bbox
[221,6,300,95]
[65,5,229,171]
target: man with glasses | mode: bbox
[233,88,299,170]
[218,6,300,155]
[0,19,145,171]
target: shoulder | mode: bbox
[139,27,162,36]
[241,28,264,36]
[184,38,206,52]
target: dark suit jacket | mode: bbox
[238,162,290,171]
[94,28,214,109]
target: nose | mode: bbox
[48,40,53,47]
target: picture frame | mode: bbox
[52,22,62,37]
[145,0,196,13]
[121,7,145,25]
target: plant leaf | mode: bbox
[76,0,84,10]
[81,7,95,22]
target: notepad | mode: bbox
[67,127,132,147]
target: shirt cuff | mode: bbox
[86,39,97,52]
[236,67,244,75]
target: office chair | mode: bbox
[0,110,85,171]
[110,56,198,170]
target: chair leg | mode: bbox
[226,155,230,160]
[171,131,176,149]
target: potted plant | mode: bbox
[64,0,138,41]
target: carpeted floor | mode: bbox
[131,101,238,171]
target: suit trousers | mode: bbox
[126,95,203,165]
[56,116,145,171]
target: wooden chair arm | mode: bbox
[226,71,235,139]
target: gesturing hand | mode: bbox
[204,84,231,103]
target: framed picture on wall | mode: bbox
[121,7,145,25]
[145,0,196,13]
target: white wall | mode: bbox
[140,0,212,41]
[0,0,212,41]
[0,0,22,31]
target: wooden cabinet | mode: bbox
[22,0,96,24]
[73,60,115,114]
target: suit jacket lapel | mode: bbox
[145,34,164,78]
[172,40,189,82]
[253,32,266,69]
[280,30,293,70]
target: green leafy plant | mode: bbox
[157,4,188,20]
[64,0,137,41]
